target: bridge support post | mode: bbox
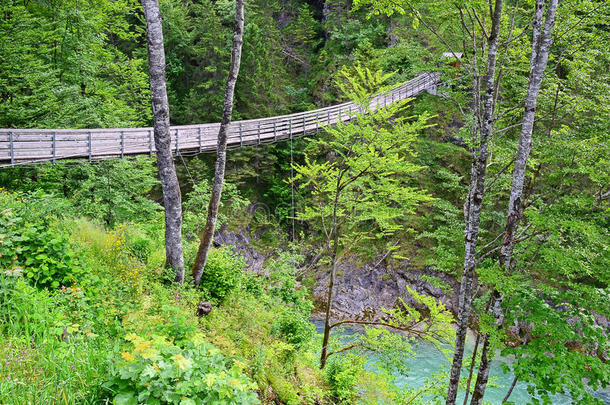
[121,131,125,159]
[239,123,243,147]
[175,129,179,154]
[257,123,261,145]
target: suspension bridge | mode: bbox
[0,72,440,168]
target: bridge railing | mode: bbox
[0,72,440,167]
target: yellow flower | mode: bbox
[171,354,191,371]
[125,332,138,342]
[121,352,135,362]
[133,340,152,354]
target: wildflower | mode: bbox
[121,352,135,362]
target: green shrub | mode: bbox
[0,191,82,289]
[266,251,313,315]
[325,355,365,404]
[199,247,247,302]
[271,310,316,349]
[105,333,260,405]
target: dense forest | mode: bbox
[0,0,609,404]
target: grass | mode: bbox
[0,217,329,404]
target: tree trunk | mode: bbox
[446,1,504,403]
[191,0,245,286]
[469,1,558,403]
[142,0,185,283]
[320,187,341,369]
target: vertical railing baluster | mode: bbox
[274,121,277,142]
[88,131,92,162]
[289,119,292,140]
[175,129,179,153]
[257,123,261,145]
[149,130,153,157]
[302,115,306,135]
[316,113,319,133]
[239,123,243,147]
[327,110,330,125]
[120,131,124,159]
[52,131,56,164]
[198,128,202,153]
[9,131,14,166]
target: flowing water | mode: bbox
[312,320,610,404]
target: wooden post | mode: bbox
[274,121,277,142]
[8,131,14,166]
[120,131,125,159]
[239,122,243,147]
[316,112,319,132]
[88,131,92,162]
[149,129,153,157]
[198,127,202,152]
[257,123,261,145]
[302,115,306,135]
[289,119,292,140]
[52,131,56,164]
[327,110,330,125]
[175,129,179,153]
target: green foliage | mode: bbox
[198,247,248,303]
[106,333,259,405]
[182,180,248,238]
[0,191,81,289]
[0,0,151,129]
[294,69,434,261]
[0,158,161,227]
[325,355,365,404]
[271,310,315,349]
[266,250,313,314]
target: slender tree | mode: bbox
[191,0,245,286]
[445,1,504,403]
[469,1,559,403]
[142,0,185,283]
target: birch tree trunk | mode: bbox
[469,1,558,404]
[191,0,245,286]
[446,1,504,403]
[142,0,185,283]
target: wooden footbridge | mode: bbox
[0,72,440,168]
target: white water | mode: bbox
[313,320,610,404]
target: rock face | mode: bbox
[312,261,459,321]
[215,225,458,321]
[214,224,269,276]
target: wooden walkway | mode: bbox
[0,72,440,167]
